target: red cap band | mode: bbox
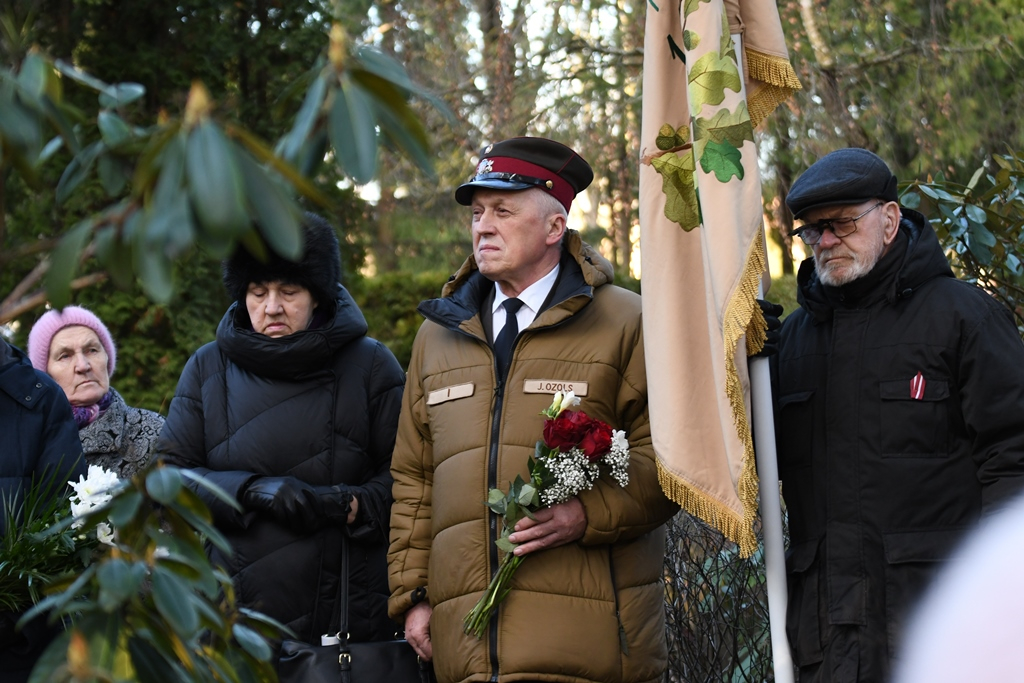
[481,156,575,210]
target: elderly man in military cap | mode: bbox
[387,137,678,683]
[771,148,1024,682]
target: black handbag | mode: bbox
[277,536,434,683]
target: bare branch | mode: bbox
[0,259,49,314]
[832,36,1007,76]
[0,236,60,266]
[0,272,108,326]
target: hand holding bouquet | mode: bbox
[463,392,631,638]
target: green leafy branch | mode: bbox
[21,463,288,683]
[900,152,1024,331]
[0,473,96,614]
[0,23,449,317]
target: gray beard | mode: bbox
[814,238,886,287]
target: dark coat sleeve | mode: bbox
[959,297,1024,509]
[37,377,87,488]
[157,351,256,529]
[346,340,405,544]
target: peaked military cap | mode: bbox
[786,147,899,218]
[455,137,594,211]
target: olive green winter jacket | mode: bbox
[388,232,679,683]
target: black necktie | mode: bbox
[493,298,524,372]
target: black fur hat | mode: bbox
[222,212,341,307]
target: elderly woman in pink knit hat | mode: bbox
[27,305,164,479]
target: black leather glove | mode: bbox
[754,299,783,357]
[313,484,355,526]
[241,476,324,533]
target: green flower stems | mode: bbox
[462,549,525,638]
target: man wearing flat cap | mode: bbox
[771,147,1024,682]
[388,137,678,683]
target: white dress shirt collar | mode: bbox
[491,263,560,338]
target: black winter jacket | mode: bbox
[0,340,85,680]
[772,211,1024,682]
[0,340,85,534]
[158,287,405,644]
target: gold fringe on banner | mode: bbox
[745,48,802,127]
[658,465,750,551]
[722,229,769,557]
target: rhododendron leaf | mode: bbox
[108,490,143,528]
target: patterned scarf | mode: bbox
[73,390,114,430]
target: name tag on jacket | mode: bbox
[426,382,475,406]
[523,380,589,396]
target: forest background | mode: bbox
[3,0,1022,415]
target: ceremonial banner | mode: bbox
[639,0,800,555]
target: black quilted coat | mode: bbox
[158,286,405,643]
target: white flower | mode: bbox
[68,465,120,531]
[95,522,116,546]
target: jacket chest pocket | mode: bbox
[778,390,815,470]
[879,378,949,458]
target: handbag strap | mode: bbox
[338,533,351,639]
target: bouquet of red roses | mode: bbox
[463,391,631,638]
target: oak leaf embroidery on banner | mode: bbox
[656,123,690,151]
[651,150,702,231]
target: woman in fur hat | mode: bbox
[27,305,164,479]
[157,212,405,655]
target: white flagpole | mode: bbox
[730,28,794,679]
[750,348,794,683]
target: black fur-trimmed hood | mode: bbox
[222,212,341,307]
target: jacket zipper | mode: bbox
[420,292,593,681]
[487,334,515,682]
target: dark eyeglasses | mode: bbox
[792,202,884,245]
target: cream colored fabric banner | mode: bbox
[639,0,798,556]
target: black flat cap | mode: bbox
[786,148,899,218]
[455,137,594,211]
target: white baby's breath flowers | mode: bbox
[537,447,601,507]
[605,430,631,488]
[68,465,121,546]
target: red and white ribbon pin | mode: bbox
[910,372,926,400]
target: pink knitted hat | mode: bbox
[27,305,117,377]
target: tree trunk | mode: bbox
[371,0,401,274]
[798,0,870,149]
[773,154,795,276]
